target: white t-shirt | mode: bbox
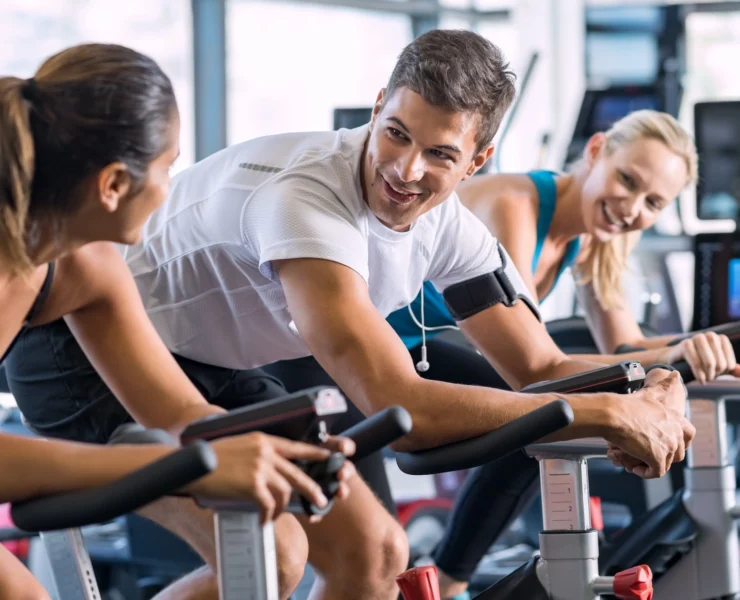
[122,125,535,369]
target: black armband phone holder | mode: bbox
[442,247,540,322]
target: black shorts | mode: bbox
[3,318,395,514]
[3,318,285,443]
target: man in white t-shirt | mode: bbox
[9,29,696,600]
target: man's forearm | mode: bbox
[363,378,617,452]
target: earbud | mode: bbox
[407,285,459,374]
[416,346,430,373]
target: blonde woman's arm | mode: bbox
[575,280,672,352]
[460,186,541,301]
[575,282,740,383]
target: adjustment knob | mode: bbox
[613,565,653,600]
[396,566,441,600]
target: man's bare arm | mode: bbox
[277,258,623,451]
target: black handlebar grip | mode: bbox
[614,343,646,354]
[396,400,573,475]
[341,405,412,462]
[667,321,740,347]
[11,441,217,533]
[652,360,694,385]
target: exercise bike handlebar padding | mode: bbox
[395,399,574,475]
[526,437,609,458]
[667,321,740,347]
[396,360,648,476]
[341,405,413,462]
[10,440,217,533]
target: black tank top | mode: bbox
[0,262,55,365]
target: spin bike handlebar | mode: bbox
[10,441,217,533]
[616,321,740,363]
[666,321,740,347]
[180,387,412,515]
[396,361,645,475]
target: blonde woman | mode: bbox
[386,109,740,600]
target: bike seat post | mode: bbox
[676,386,740,598]
[41,529,100,600]
[212,506,279,600]
[529,440,612,600]
[687,395,730,470]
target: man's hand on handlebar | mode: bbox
[661,331,740,384]
[604,370,695,479]
[185,433,357,524]
[643,367,689,415]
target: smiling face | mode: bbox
[362,87,493,232]
[580,133,689,242]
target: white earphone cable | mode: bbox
[408,288,459,372]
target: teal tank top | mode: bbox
[386,170,581,350]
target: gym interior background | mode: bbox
[4,1,740,596]
[5,0,740,334]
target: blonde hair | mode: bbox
[573,110,698,310]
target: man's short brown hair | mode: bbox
[385,29,516,153]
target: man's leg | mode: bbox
[299,477,409,600]
[263,356,409,599]
[138,500,308,600]
[409,337,539,599]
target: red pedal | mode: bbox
[590,496,604,531]
[396,566,441,600]
[613,565,653,600]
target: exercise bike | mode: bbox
[10,387,412,600]
[396,360,655,600]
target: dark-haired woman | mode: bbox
[0,44,353,600]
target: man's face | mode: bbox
[362,87,493,231]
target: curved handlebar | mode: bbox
[651,360,694,385]
[667,321,740,347]
[10,441,216,533]
[341,406,412,461]
[618,323,740,375]
[299,406,412,516]
[395,359,650,475]
[396,400,573,475]
[521,361,645,394]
